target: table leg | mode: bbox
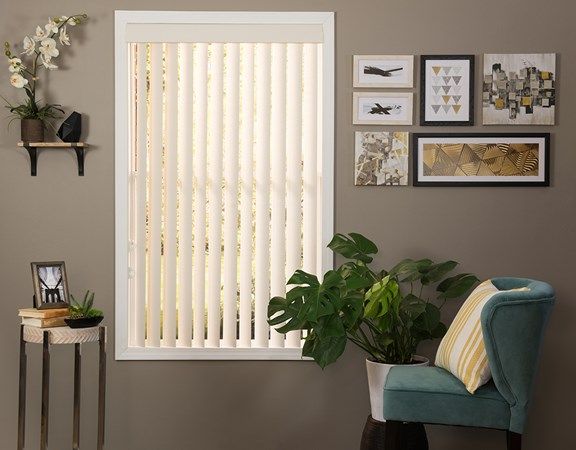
[97,327,106,450]
[73,344,81,450]
[41,331,50,450]
[17,326,27,450]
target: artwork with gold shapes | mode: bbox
[413,134,549,186]
[355,131,409,186]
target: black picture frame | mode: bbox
[420,55,475,126]
[31,261,70,310]
[412,133,550,187]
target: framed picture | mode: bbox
[31,261,70,309]
[353,92,413,125]
[353,55,414,88]
[483,53,556,125]
[355,131,409,186]
[412,133,550,187]
[420,55,474,126]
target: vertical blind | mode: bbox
[126,38,325,354]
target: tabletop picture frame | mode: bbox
[31,261,70,309]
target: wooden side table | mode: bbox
[17,325,106,450]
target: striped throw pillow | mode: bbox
[435,280,528,394]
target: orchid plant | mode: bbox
[2,14,88,125]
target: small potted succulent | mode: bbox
[65,290,104,329]
[2,14,88,141]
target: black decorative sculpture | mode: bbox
[57,111,82,142]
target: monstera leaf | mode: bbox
[328,233,378,263]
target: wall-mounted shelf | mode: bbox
[17,142,89,176]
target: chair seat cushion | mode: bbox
[383,366,510,430]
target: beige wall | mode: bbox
[0,0,574,448]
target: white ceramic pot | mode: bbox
[366,355,429,422]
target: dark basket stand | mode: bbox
[360,415,429,450]
[17,325,106,450]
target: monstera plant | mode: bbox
[267,233,479,368]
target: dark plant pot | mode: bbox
[21,119,44,142]
[65,316,104,329]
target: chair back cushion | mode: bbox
[435,280,528,394]
[481,278,554,433]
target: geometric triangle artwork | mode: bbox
[433,86,442,94]
[452,104,462,113]
[432,105,442,114]
[452,95,462,103]
[442,105,452,113]
[453,76,462,85]
[442,95,451,104]
[443,76,452,84]
[442,86,451,94]
[443,67,452,75]
[432,66,442,75]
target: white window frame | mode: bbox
[114,11,334,360]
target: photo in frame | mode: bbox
[353,55,414,88]
[483,53,556,125]
[353,92,413,125]
[420,55,474,126]
[354,131,409,186]
[31,261,70,309]
[412,133,549,187]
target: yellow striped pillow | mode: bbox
[435,280,528,394]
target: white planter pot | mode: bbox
[366,355,429,422]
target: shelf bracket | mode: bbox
[73,146,85,176]
[24,146,38,177]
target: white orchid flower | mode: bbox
[10,73,29,88]
[39,38,59,60]
[41,56,58,70]
[8,57,25,73]
[59,27,70,46]
[33,25,48,42]
[45,19,59,34]
[22,36,36,56]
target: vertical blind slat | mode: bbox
[147,43,163,347]
[206,43,224,347]
[163,43,178,347]
[285,43,303,348]
[223,43,240,348]
[134,43,147,347]
[178,43,194,347]
[269,43,287,349]
[302,44,318,275]
[254,43,271,348]
[239,44,255,348]
[192,43,208,348]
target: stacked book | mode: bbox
[19,308,69,328]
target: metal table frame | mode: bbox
[17,325,106,450]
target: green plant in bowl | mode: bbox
[66,290,103,328]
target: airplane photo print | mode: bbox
[353,92,414,125]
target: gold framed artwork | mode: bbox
[353,55,414,88]
[412,133,550,187]
[353,92,413,125]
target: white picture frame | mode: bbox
[353,92,413,125]
[353,55,414,88]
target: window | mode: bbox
[115,11,334,359]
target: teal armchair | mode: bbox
[382,278,555,450]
